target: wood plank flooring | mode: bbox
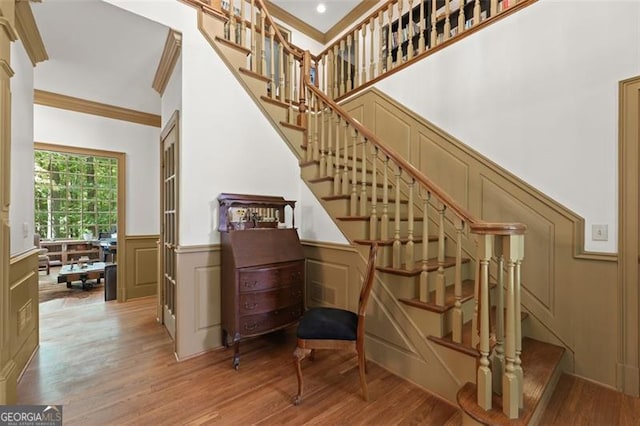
[20,292,640,425]
[18,296,459,425]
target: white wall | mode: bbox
[10,40,35,256]
[33,106,160,236]
[161,53,182,129]
[32,0,166,114]
[106,0,347,246]
[375,0,640,253]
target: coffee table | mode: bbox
[57,262,107,290]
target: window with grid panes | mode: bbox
[34,149,117,240]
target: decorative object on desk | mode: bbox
[78,256,90,268]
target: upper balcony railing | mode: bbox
[314,0,537,100]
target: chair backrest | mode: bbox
[356,243,378,335]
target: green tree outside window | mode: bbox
[34,150,118,240]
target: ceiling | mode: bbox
[28,0,367,115]
[271,0,363,33]
[31,0,168,114]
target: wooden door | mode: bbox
[160,111,179,340]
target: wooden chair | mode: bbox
[293,243,378,405]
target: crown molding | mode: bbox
[34,90,161,128]
[152,29,182,95]
[0,16,18,41]
[0,60,14,77]
[14,0,48,66]
[263,0,325,44]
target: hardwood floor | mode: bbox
[19,294,640,425]
[19,296,459,425]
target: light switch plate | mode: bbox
[592,224,608,241]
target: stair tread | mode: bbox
[337,215,425,222]
[214,36,251,55]
[322,194,409,204]
[239,67,271,83]
[399,279,475,313]
[308,175,391,188]
[280,121,305,131]
[261,95,291,109]
[300,159,320,167]
[428,306,530,356]
[377,257,470,277]
[457,337,566,425]
[354,235,437,246]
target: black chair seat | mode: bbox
[297,307,358,341]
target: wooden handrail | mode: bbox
[300,51,525,236]
[254,0,304,59]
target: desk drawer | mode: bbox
[239,303,303,336]
[238,286,303,316]
[238,262,304,293]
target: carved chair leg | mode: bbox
[309,349,316,362]
[357,348,369,401]
[293,346,311,405]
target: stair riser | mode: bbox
[261,101,288,125]
[377,240,440,267]
[337,218,432,241]
[238,72,269,98]
[404,303,448,337]
[213,41,249,70]
[301,163,321,181]
[322,196,412,218]
[198,11,225,46]
[378,261,471,297]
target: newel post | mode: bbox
[502,233,524,419]
[298,51,311,130]
[476,233,493,410]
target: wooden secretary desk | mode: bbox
[218,193,305,369]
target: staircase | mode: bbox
[190,0,566,423]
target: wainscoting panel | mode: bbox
[302,241,461,402]
[9,250,39,380]
[343,87,620,388]
[124,235,159,300]
[419,130,470,209]
[306,258,349,309]
[175,245,222,360]
[373,102,412,161]
[195,265,221,330]
[481,176,555,311]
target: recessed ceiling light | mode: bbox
[316,3,326,14]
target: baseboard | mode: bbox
[0,360,17,404]
[617,363,640,397]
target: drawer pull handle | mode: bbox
[243,280,258,289]
[244,322,259,331]
[243,302,258,310]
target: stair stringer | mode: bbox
[195,7,481,404]
[197,10,304,161]
[353,249,467,404]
